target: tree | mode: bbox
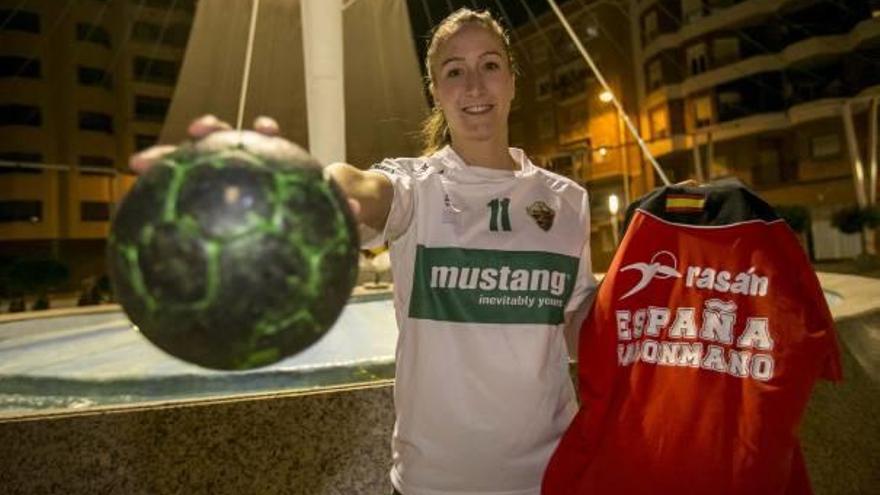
[774,205,810,233]
[832,205,880,256]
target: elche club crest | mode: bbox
[526,201,555,231]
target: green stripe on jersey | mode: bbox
[408,245,579,324]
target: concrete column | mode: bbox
[301,0,346,164]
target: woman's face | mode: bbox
[431,23,515,145]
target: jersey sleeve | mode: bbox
[365,158,418,248]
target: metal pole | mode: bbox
[842,101,868,208]
[618,111,630,205]
[869,97,877,205]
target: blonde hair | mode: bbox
[420,8,517,156]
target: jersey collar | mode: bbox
[433,145,536,181]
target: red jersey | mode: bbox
[543,185,842,495]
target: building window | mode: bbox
[530,42,549,64]
[134,95,170,122]
[683,0,705,23]
[132,21,162,43]
[76,23,112,48]
[79,155,115,168]
[135,134,158,150]
[643,11,659,43]
[712,37,739,67]
[78,111,114,134]
[753,148,782,186]
[77,66,113,90]
[0,151,43,163]
[717,90,742,116]
[547,155,574,178]
[536,75,553,101]
[0,201,42,223]
[0,56,40,78]
[162,22,191,47]
[810,134,841,160]
[694,96,712,128]
[538,112,555,141]
[0,10,39,33]
[710,154,731,179]
[650,106,669,139]
[687,43,709,75]
[81,201,111,222]
[133,56,179,85]
[648,60,663,91]
[0,104,41,126]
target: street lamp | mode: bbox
[608,193,620,246]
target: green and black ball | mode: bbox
[107,131,359,370]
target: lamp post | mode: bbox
[608,193,620,246]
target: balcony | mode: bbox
[642,0,874,62]
[645,18,880,105]
[643,0,789,60]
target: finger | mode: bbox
[188,114,232,139]
[347,198,361,220]
[130,145,177,174]
[253,116,280,136]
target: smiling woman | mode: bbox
[318,8,598,495]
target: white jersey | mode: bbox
[369,145,595,495]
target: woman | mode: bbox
[133,9,595,494]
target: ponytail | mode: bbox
[420,105,450,156]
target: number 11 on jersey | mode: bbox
[488,198,512,232]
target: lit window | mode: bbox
[694,96,712,127]
[650,106,669,138]
[810,134,841,160]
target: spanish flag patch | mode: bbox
[666,193,706,213]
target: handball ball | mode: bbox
[107,130,359,370]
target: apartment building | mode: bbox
[509,1,651,268]
[634,0,880,259]
[0,0,193,284]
